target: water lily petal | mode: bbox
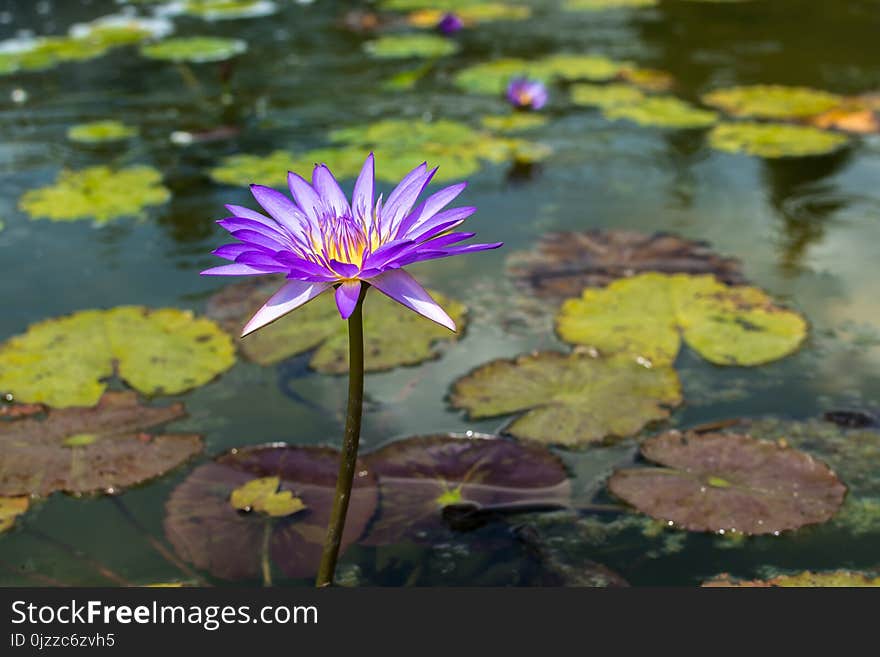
[201,263,273,276]
[241,280,331,337]
[212,243,252,260]
[249,185,310,235]
[287,171,324,223]
[334,281,363,319]
[312,164,351,218]
[368,269,456,331]
[352,153,375,224]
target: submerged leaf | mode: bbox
[0,496,29,533]
[361,434,571,544]
[364,34,459,59]
[508,230,745,300]
[708,121,848,158]
[702,85,843,120]
[205,277,465,373]
[450,351,682,447]
[556,272,807,367]
[703,571,880,587]
[165,445,377,580]
[609,430,846,534]
[19,166,170,223]
[0,391,202,497]
[0,306,235,407]
[140,37,247,63]
[67,120,138,143]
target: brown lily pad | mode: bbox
[0,391,202,497]
[608,430,846,535]
[507,230,745,300]
[361,434,571,545]
[164,445,377,581]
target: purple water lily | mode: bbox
[202,154,502,336]
[437,12,464,35]
[506,77,548,111]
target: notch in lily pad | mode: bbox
[608,430,846,535]
[205,276,465,373]
[0,306,236,408]
[556,272,808,367]
[165,445,377,580]
[0,391,203,497]
[361,434,571,545]
[450,350,682,447]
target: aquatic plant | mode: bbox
[437,13,465,34]
[201,154,501,585]
[507,77,548,110]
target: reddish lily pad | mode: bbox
[164,445,377,581]
[0,391,203,497]
[608,430,847,535]
[507,230,745,300]
[449,351,682,447]
[361,434,571,545]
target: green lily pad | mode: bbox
[361,434,571,545]
[229,476,307,518]
[708,121,849,158]
[364,34,459,59]
[209,150,321,188]
[0,306,236,408]
[702,85,843,120]
[564,0,658,10]
[603,96,718,128]
[454,54,630,95]
[0,496,28,533]
[205,277,466,374]
[69,14,173,47]
[0,391,203,497]
[176,0,278,20]
[704,571,880,587]
[570,83,646,109]
[405,4,530,27]
[19,166,170,224]
[140,37,247,63]
[556,272,807,367]
[507,230,745,300]
[165,445,378,580]
[67,120,138,144]
[450,351,682,447]
[480,113,548,132]
[618,66,675,92]
[609,430,847,534]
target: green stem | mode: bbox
[316,285,367,587]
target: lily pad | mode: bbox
[708,122,849,158]
[175,0,278,20]
[19,166,170,224]
[556,272,807,367]
[209,150,318,188]
[809,105,880,135]
[140,37,247,63]
[703,571,880,587]
[164,445,377,580]
[618,66,675,92]
[454,54,630,95]
[0,496,28,533]
[205,277,466,373]
[405,4,530,27]
[67,120,138,144]
[508,230,745,300]
[69,14,174,47]
[570,83,645,109]
[480,113,548,133]
[0,391,202,497]
[603,97,718,129]
[702,85,843,120]
[0,306,235,408]
[364,34,459,59]
[361,434,571,545]
[564,0,658,10]
[609,430,846,534]
[449,351,682,447]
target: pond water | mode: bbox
[1,0,879,586]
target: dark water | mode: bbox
[0,0,879,586]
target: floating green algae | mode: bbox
[364,34,459,59]
[229,476,307,518]
[67,120,138,144]
[603,96,718,128]
[556,272,807,367]
[0,307,236,408]
[140,37,247,63]
[570,83,646,109]
[702,84,843,119]
[708,121,849,158]
[19,166,170,224]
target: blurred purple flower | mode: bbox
[202,154,502,335]
[506,77,548,110]
[436,12,464,35]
